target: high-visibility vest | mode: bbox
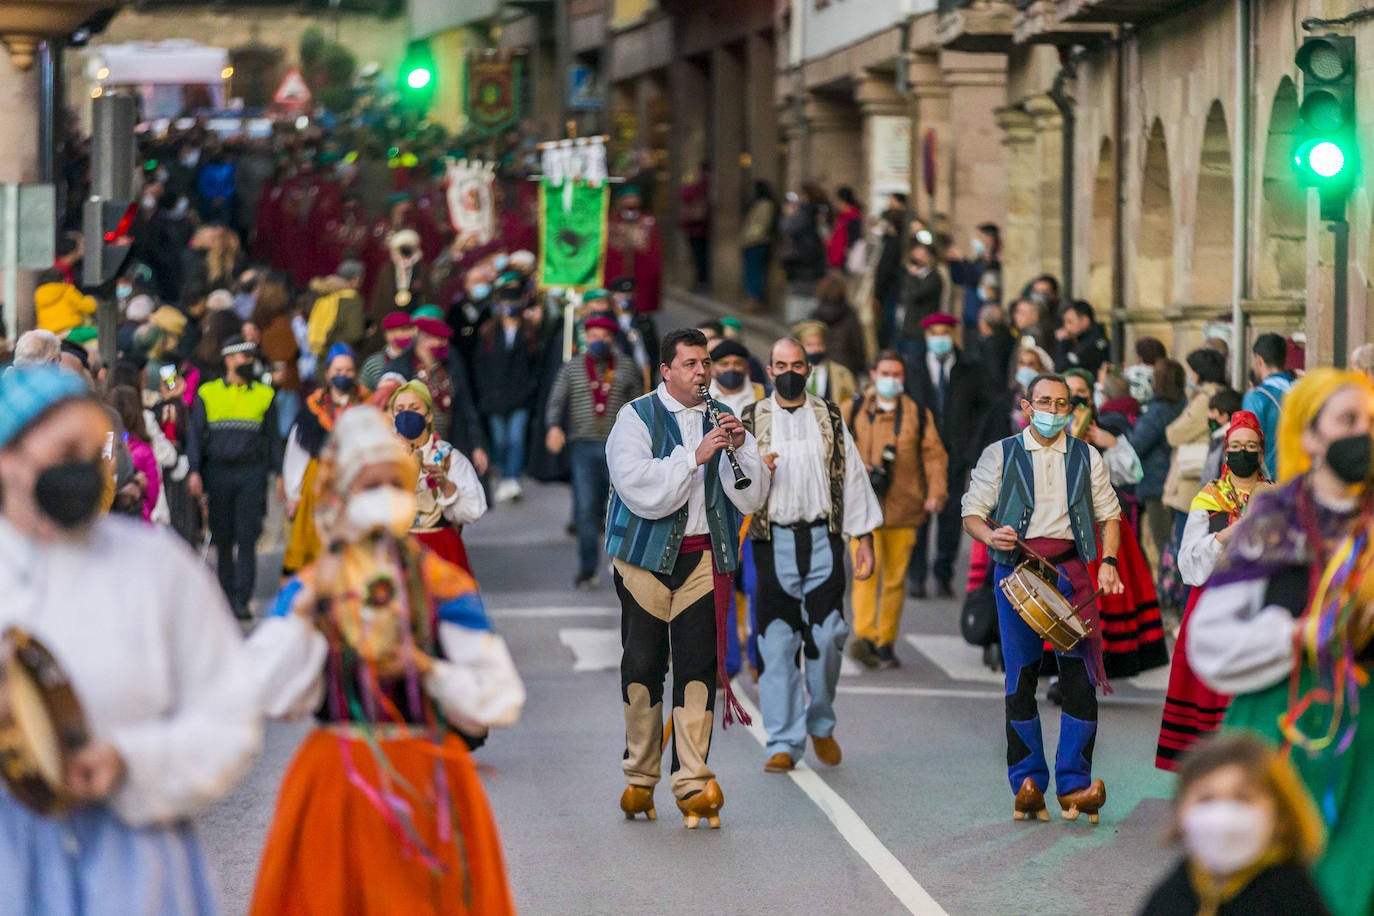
[199,378,275,428]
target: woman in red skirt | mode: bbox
[387,379,488,574]
[1154,410,1269,771]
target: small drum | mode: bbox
[325,542,413,665]
[999,563,1093,654]
[0,627,90,814]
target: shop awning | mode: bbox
[91,41,229,85]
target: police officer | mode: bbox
[188,336,282,619]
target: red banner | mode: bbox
[466,54,521,135]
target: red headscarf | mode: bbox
[1225,409,1263,449]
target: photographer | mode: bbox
[846,351,949,668]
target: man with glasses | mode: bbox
[961,373,1125,825]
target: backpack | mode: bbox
[960,580,999,647]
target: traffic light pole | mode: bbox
[85,94,136,370]
[1332,217,1349,368]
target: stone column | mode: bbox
[909,52,950,222]
[1025,93,1063,282]
[941,51,1007,254]
[996,105,1037,298]
[803,91,862,196]
[778,90,805,193]
[668,52,709,286]
[855,72,906,214]
[0,56,40,333]
[747,29,779,189]
[710,43,746,302]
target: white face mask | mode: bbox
[1181,800,1272,876]
[345,486,417,538]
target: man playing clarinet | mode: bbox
[961,373,1124,825]
[605,328,769,828]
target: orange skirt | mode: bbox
[250,730,515,916]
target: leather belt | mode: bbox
[772,517,828,531]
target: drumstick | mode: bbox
[982,517,1058,568]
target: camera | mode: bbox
[868,444,898,499]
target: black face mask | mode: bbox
[806,351,826,366]
[774,370,807,400]
[716,369,746,391]
[1226,449,1261,479]
[233,362,257,383]
[35,460,105,530]
[1326,434,1372,485]
[1069,395,1090,409]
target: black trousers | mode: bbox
[687,236,711,287]
[910,468,967,587]
[205,462,267,610]
[616,550,719,798]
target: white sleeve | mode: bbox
[105,550,265,827]
[145,410,178,470]
[605,403,696,520]
[1177,509,1223,587]
[840,425,884,538]
[720,430,770,516]
[439,450,488,526]
[245,613,329,720]
[282,429,310,503]
[1101,436,1144,487]
[1187,578,1297,695]
[961,441,1005,520]
[1087,447,1123,521]
[425,623,526,731]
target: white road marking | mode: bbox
[902,633,1170,692]
[836,683,1166,707]
[903,634,1003,684]
[489,606,618,619]
[1129,665,1171,691]
[732,683,949,915]
[485,590,613,608]
[840,654,862,677]
[558,628,621,671]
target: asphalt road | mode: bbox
[199,299,1182,914]
[202,480,1180,916]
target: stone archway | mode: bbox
[1192,101,1235,305]
[1137,118,1174,314]
[1258,78,1306,298]
[1088,137,1115,310]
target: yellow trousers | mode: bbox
[850,526,917,647]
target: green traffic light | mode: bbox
[1309,141,1346,178]
[1296,138,1350,180]
[406,68,432,90]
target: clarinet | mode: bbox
[699,386,753,491]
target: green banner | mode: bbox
[538,179,608,290]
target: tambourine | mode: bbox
[0,627,90,814]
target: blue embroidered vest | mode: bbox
[989,434,1099,567]
[604,394,742,575]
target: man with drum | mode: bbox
[961,373,1124,824]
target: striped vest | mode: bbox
[604,394,742,574]
[989,434,1098,567]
